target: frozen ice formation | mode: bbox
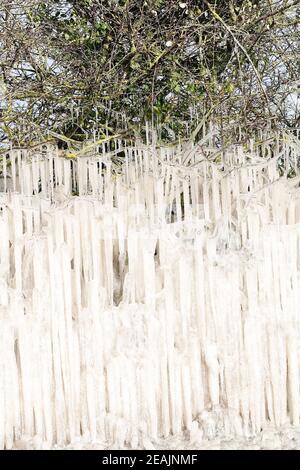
[0,135,299,449]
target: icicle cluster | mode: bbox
[0,136,299,449]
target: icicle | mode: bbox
[3,153,7,192]
[11,150,17,191]
[0,135,300,450]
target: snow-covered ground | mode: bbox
[12,426,300,450]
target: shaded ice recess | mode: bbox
[0,137,299,449]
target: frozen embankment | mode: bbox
[0,136,299,449]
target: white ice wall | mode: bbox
[0,139,299,448]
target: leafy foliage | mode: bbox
[0,0,299,145]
